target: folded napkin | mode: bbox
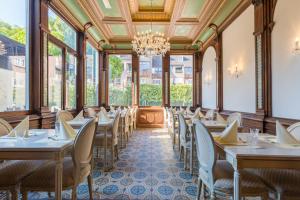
[8,116,30,138]
[110,106,115,113]
[60,119,76,139]
[216,120,238,144]
[87,108,96,117]
[216,113,227,124]
[180,106,185,113]
[276,121,299,144]
[73,110,84,120]
[98,110,110,122]
[186,106,193,115]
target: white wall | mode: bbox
[223,5,256,113]
[202,46,217,109]
[272,0,300,119]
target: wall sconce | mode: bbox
[228,64,242,79]
[204,73,212,85]
[293,38,300,55]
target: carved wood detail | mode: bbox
[137,108,164,128]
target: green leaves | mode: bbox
[109,56,123,80]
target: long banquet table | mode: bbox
[0,129,73,200]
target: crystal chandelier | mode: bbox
[132,0,170,57]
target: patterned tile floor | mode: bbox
[23,128,198,200]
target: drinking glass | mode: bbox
[249,128,260,145]
[15,130,24,142]
[55,122,60,138]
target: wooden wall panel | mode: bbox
[137,107,164,128]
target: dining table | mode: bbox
[0,129,73,200]
[189,126,300,200]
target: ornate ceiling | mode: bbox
[51,0,249,50]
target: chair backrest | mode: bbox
[287,122,300,141]
[194,120,217,189]
[178,113,188,143]
[86,108,96,117]
[72,118,96,182]
[169,109,176,133]
[227,112,242,126]
[112,111,121,145]
[100,107,107,114]
[56,110,74,122]
[124,110,130,132]
[0,118,13,136]
[205,109,215,119]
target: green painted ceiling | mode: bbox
[110,24,128,36]
[138,0,165,8]
[62,0,104,41]
[135,25,166,34]
[174,25,193,36]
[97,0,122,18]
[181,0,205,18]
[197,0,240,42]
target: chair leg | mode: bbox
[10,187,18,200]
[87,174,94,200]
[72,185,77,200]
[111,146,115,168]
[115,145,119,160]
[197,178,202,200]
[21,190,28,200]
[184,148,188,170]
[179,146,183,161]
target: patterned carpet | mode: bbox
[23,128,198,200]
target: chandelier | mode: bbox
[132,0,170,57]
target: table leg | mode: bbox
[234,169,241,200]
[189,125,194,175]
[55,159,63,200]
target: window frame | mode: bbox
[84,41,99,107]
[107,53,133,106]
[169,54,194,107]
[47,7,78,112]
[0,0,30,114]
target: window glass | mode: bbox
[65,53,77,109]
[85,42,99,106]
[48,8,77,50]
[109,55,132,106]
[170,55,193,106]
[48,42,63,112]
[0,0,29,112]
[139,56,162,106]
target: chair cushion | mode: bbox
[249,169,300,198]
[0,160,46,187]
[213,161,268,195]
[21,157,74,189]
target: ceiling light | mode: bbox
[102,0,111,9]
[132,0,170,57]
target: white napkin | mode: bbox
[219,120,238,143]
[87,108,96,117]
[98,110,110,122]
[110,106,115,113]
[180,106,185,113]
[276,121,299,144]
[74,110,84,120]
[8,116,29,137]
[186,106,193,115]
[59,119,76,139]
[205,110,214,119]
[216,113,227,124]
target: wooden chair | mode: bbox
[168,109,178,149]
[94,112,120,169]
[194,120,270,200]
[21,118,97,200]
[178,113,191,170]
[56,110,74,122]
[132,107,138,130]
